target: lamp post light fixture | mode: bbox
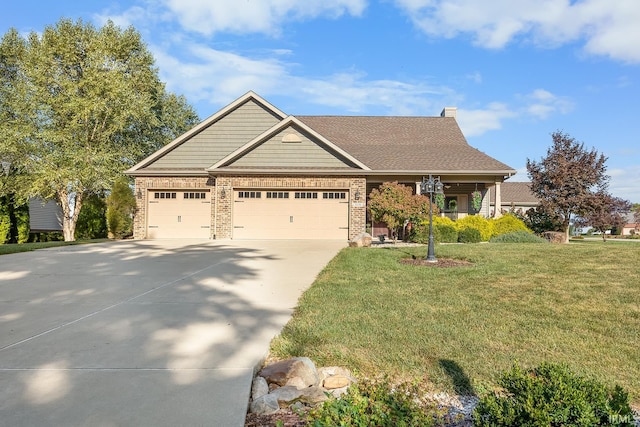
[421,175,444,262]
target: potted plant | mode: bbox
[471,190,483,213]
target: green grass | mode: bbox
[0,239,108,255]
[270,242,640,404]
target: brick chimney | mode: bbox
[440,107,457,118]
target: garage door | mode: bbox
[147,190,211,238]
[233,190,349,239]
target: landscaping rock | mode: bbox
[349,232,372,247]
[323,374,350,389]
[543,231,565,243]
[250,393,280,415]
[258,357,318,387]
[249,359,355,416]
[251,376,269,400]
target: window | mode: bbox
[238,191,262,199]
[154,192,176,199]
[322,192,346,200]
[266,191,289,199]
[294,192,318,199]
[184,192,207,199]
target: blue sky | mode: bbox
[3,0,639,202]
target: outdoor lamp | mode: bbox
[421,175,444,262]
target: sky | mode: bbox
[2,0,639,202]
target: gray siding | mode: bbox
[150,100,281,169]
[231,127,355,168]
[29,198,63,232]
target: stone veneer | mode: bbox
[134,175,366,240]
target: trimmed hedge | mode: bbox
[456,215,493,241]
[458,227,482,243]
[492,214,531,237]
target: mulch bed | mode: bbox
[400,257,474,267]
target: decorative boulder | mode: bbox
[542,231,565,243]
[258,357,319,388]
[250,393,280,415]
[251,376,269,400]
[349,232,373,248]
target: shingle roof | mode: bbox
[491,182,540,204]
[297,115,514,173]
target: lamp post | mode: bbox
[421,175,444,262]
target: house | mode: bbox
[126,91,516,240]
[489,182,540,215]
[28,197,63,232]
[621,212,639,236]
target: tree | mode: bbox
[368,182,431,241]
[527,131,609,243]
[575,193,631,241]
[0,19,198,241]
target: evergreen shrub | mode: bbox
[474,363,634,427]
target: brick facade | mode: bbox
[134,175,366,240]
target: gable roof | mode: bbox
[126,91,286,175]
[491,182,540,205]
[126,92,516,177]
[297,116,514,174]
[209,116,370,171]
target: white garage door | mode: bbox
[147,190,211,238]
[233,190,349,239]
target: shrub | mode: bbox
[308,377,440,427]
[489,231,547,243]
[456,215,493,241]
[106,177,136,239]
[491,214,531,238]
[76,192,108,239]
[412,216,459,244]
[435,224,458,243]
[473,363,634,427]
[458,227,482,243]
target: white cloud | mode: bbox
[457,103,517,136]
[393,0,640,63]
[523,89,574,120]
[159,0,367,36]
[152,41,452,116]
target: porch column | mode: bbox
[493,181,502,218]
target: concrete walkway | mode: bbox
[0,239,344,426]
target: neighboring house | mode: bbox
[621,212,639,236]
[489,182,540,215]
[29,198,63,232]
[126,91,516,240]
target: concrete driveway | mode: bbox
[0,239,344,426]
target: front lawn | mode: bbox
[270,242,640,404]
[0,239,107,255]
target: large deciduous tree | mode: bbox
[0,19,198,241]
[527,131,610,243]
[368,181,431,242]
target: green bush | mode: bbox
[435,223,459,243]
[489,231,547,243]
[411,216,458,244]
[491,214,531,238]
[473,363,634,427]
[456,215,493,241]
[76,193,108,239]
[106,177,136,239]
[308,377,440,427]
[458,227,482,243]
